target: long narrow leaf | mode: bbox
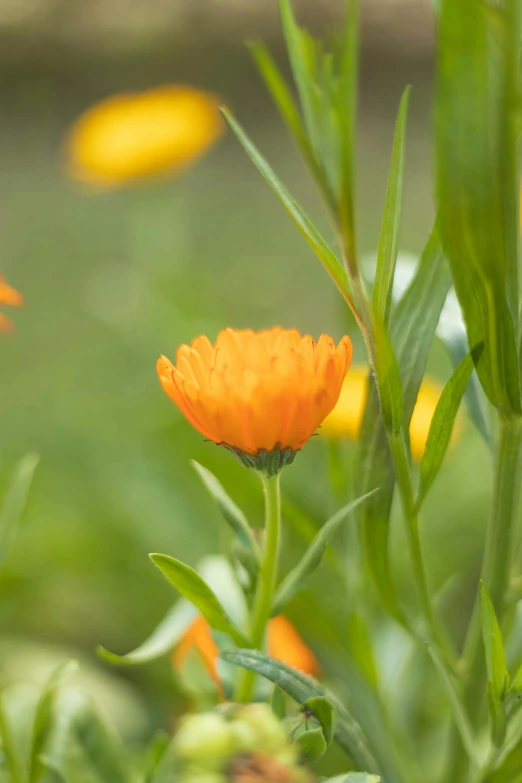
[221,108,355,310]
[338,0,359,261]
[373,87,410,326]
[416,347,480,509]
[436,0,520,415]
[98,600,197,665]
[150,554,250,647]
[0,453,39,569]
[0,691,24,783]
[29,660,79,783]
[191,461,259,568]
[271,489,377,616]
[358,228,450,617]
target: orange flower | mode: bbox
[65,85,225,187]
[157,327,352,473]
[173,615,318,685]
[0,276,23,333]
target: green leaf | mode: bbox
[303,696,335,746]
[480,581,509,699]
[372,87,410,326]
[98,599,197,665]
[358,229,451,615]
[141,731,170,783]
[337,0,359,261]
[487,682,507,748]
[0,690,24,783]
[436,0,521,415]
[295,726,327,760]
[29,660,79,783]
[221,649,383,776]
[372,315,403,436]
[249,42,317,175]
[0,452,39,569]
[221,108,355,311]
[191,461,259,569]
[271,684,286,720]
[346,613,379,690]
[416,346,481,509]
[440,328,491,447]
[150,554,250,647]
[278,0,322,163]
[271,490,377,615]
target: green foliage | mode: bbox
[0,453,39,570]
[29,661,79,783]
[97,600,196,665]
[221,649,383,777]
[436,0,521,415]
[150,554,250,647]
[373,87,410,326]
[416,347,480,509]
[191,460,259,574]
[358,228,451,618]
[271,489,377,616]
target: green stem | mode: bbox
[446,415,522,782]
[235,472,281,702]
[388,431,454,663]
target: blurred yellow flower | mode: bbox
[0,276,23,333]
[66,85,225,187]
[173,615,318,686]
[157,327,352,472]
[321,365,460,461]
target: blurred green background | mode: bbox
[0,0,492,756]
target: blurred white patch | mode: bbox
[199,554,248,627]
[363,250,466,341]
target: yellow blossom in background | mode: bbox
[0,276,23,333]
[157,327,352,469]
[321,365,461,461]
[173,614,318,687]
[65,85,225,187]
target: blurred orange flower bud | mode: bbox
[173,615,318,687]
[321,365,461,461]
[0,276,23,334]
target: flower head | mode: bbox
[322,365,460,461]
[173,615,318,686]
[65,85,225,187]
[158,328,352,474]
[0,276,23,333]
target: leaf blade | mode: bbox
[272,490,377,615]
[150,554,250,647]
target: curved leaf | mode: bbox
[221,649,383,777]
[98,599,197,665]
[150,554,250,647]
[271,490,377,615]
[0,452,39,569]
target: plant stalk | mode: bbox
[446,415,522,781]
[235,472,281,702]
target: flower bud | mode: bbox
[173,713,234,767]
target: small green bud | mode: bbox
[173,713,233,766]
[239,703,288,753]
[229,719,258,754]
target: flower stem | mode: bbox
[235,471,281,703]
[445,415,522,781]
[388,430,451,658]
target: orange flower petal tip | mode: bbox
[157,327,352,475]
[65,85,226,188]
[0,313,14,333]
[173,615,318,686]
[0,277,23,307]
